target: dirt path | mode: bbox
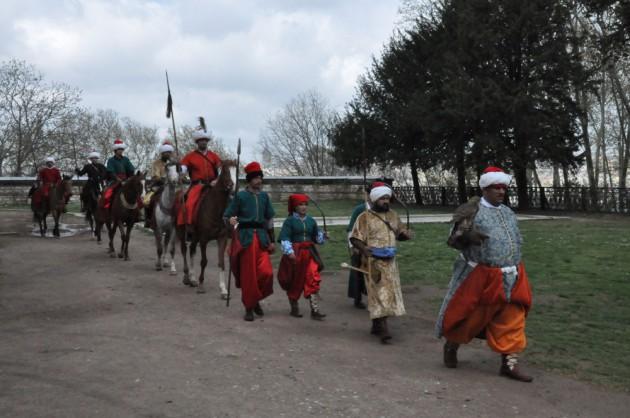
[0,210,628,417]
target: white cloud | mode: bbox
[1,0,399,159]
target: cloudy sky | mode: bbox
[1,0,401,159]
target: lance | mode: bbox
[226,138,241,307]
[165,70,179,157]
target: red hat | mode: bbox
[288,194,309,214]
[483,166,504,173]
[113,138,126,150]
[244,161,263,181]
[371,181,386,188]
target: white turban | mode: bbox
[370,185,392,202]
[159,142,175,153]
[45,156,55,163]
[479,167,512,189]
[88,151,100,159]
[192,130,210,142]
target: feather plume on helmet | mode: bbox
[192,116,211,142]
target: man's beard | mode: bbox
[373,203,389,212]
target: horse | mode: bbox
[31,176,73,238]
[95,171,145,260]
[176,160,236,296]
[80,178,104,235]
[152,163,181,274]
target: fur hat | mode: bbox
[159,141,174,153]
[244,161,263,182]
[479,166,512,189]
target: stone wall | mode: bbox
[0,176,386,206]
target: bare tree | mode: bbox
[259,90,342,176]
[0,59,81,175]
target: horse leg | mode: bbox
[218,237,228,299]
[196,241,208,294]
[155,227,163,271]
[43,214,48,237]
[179,228,193,286]
[107,221,116,256]
[188,240,198,287]
[167,227,177,275]
[124,222,133,261]
[53,211,60,238]
[117,221,126,259]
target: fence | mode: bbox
[393,185,630,213]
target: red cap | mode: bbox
[483,166,504,173]
[371,181,386,188]
[288,194,309,214]
[244,161,262,174]
[114,138,123,145]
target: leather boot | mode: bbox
[500,354,533,382]
[309,293,326,321]
[253,303,264,316]
[371,318,382,335]
[243,309,254,322]
[380,317,392,343]
[443,341,459,368]
[289,299,303,318]
[354,296,366,309]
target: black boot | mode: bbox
[500,354,533,382]
[253,303,264,316]
[244,309,254,321]
[443,341,459,368]
[289,299,303,318]
[380,317,392,343]
[354,296,366,309]
[371,318,383,335]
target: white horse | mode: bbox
[153,163,180,274]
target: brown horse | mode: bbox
[177,160,236,296]
[95,171,145,260]
[80,178,104,236]
[31,176,73,238]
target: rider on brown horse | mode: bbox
[76,151,107,212]
[144,140,175,228]
[101,138,142,213]
[30,157,69,210]
[177,128,222,235]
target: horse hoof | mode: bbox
[221,293,228,300]
[110,253,116,258]
[118,253,123,258]
[196,287,206,294]
[163,262,170,267]
[156,265,163,271]
[182,277,192,286]
[189,281,199,288]
[124,257,129,261]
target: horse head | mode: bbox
[165,162,180,184]
[123,171,145,199]
[217,160,236,193]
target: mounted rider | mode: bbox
[75,151,107,212]
[30,156,63,208]
[177,128,222,232]
[101,138,140,211]
[144,140,175,228]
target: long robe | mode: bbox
[347,202,368,300]
[351,209,406,319]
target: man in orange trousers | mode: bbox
[436,166,533,382]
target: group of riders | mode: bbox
[30,124,535,384]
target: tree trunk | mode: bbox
[409,160,423,205]
[455,141,467,204]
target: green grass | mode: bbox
[316,218,630,390]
